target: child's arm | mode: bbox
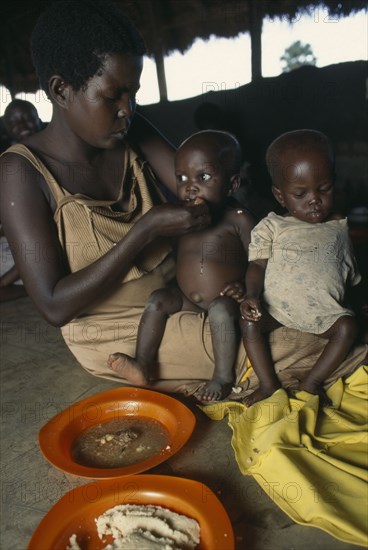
[0,265,21,287]
[220,208,256,303]
[241,259,267,321]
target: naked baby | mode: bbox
[108,130,255,401]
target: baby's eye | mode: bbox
[200,173,211,182]
[293,191,305,198]
[176,174,188,183]
[320,184,333,193]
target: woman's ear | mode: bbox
[227,174,241,195]
[272,185,286,207]
[49,76,71,108]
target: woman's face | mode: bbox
[272,148,334,223]
[63,53,143,149]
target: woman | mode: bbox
[0,0,365,396]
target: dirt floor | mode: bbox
[1,296,366,550]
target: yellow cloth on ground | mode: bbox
[202,365,368,546]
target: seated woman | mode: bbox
[0,0,366,398]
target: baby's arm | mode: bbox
[220,208,256,303]
[240,259,267,321]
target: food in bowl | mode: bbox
[67,503,200,549]
[72,417,169,469]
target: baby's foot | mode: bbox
[107,353,148,385]
[194,380,232,402]
[242,383,280,407]
[298,380,332,406]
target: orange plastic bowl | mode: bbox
[39,387,196,479]
[28,475,234,550]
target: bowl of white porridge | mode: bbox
[28,475,234,550]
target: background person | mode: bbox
[3,99,44,144]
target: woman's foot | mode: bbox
[242,383,281,407]
[194,379,233,403]
[107,353,148,385]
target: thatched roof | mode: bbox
[125,0,366,55]
[0,0,366,96]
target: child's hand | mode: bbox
[240,297,262,321]
[220,282,246,303]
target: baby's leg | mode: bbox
[108,288,183,384]
[299,315,358,402]
[240,312,282,406]
[194,296,239,402]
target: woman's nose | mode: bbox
[117,97,134,118]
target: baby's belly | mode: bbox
[176,260,244,309]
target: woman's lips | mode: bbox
[111,128,128,139]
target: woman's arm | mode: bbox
[0,153,209,327]
[128,112,177,195]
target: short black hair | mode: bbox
[31,0,146,97]
[266,129,334,187]
[4,99,39,119]
[179,130,242,175]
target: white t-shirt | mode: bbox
[248,213,361,333]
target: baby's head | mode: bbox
[175,130,242,207]
[31,0,146,97]
[266,129,335,223]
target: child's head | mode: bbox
[3,99,42,142]
[31,0,146,97]
[175,130,242,207]
[266,129,335,223]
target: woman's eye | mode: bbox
[200,173,211,182]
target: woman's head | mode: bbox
[31,0,146,96]
[175,130,242,206]
[266,129,335,223]
[3,99,42,142]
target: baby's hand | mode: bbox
[220,282,246,303]
[240,297,262,321]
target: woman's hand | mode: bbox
[220,282,246,303]
[145,202,211,239]
[240,296,262,321]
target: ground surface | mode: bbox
[1,297,365,550]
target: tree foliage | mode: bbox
[281,40,317,72]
